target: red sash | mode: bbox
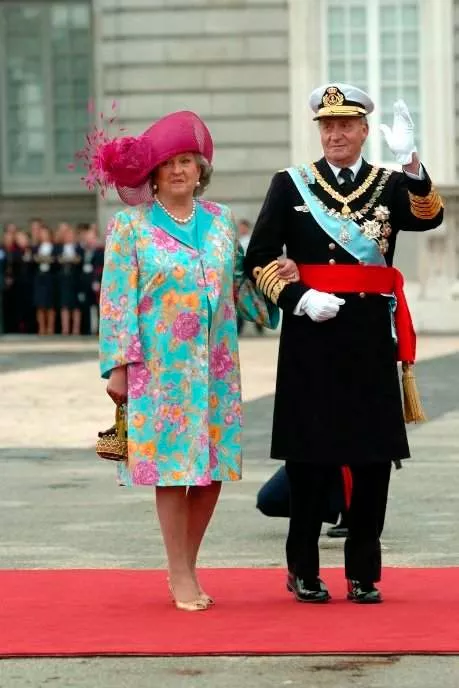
[297,264,416,363]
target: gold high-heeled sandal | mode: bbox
[174,597,210,612]
[167,579,211,612]
[199,590,214,606]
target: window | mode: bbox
[455,0,459,179]
[324,0,421,164]
[0,2,92,194]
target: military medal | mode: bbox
[339,225,351,244]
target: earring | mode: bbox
[152,184,158,192]
[195,181,201,188]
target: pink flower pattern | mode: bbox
[210,343,234,380]
[132,461,159,485]
[126,334,142,362]
[128,363,152,399]
[223,303,233,320]
[172,312,200,341]
[209,443,218,469]
[194,470,212,486]
[199,200,222,216]
[151,227,179,252]
[139,295,153,314]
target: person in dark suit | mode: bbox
[55,224,84,335]
[256,464,347,528]
[78,224,104,335]
[2,223,19,333]
[245,83,444,604]
[14,231,36,334]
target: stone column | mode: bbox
[288,0,323,165]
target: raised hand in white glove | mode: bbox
[294,289,345,322]
[380,99,416,165]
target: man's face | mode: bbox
[319,117,369,167]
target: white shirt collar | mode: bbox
[326,156,363,182]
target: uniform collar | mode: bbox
[325,156,363,182]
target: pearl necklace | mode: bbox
[155,197,196,224]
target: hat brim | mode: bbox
[313,105,368,121]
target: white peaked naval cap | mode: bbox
[309,83,375,120]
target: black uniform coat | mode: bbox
[244,157,444,466]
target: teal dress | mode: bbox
[99,199,279,487]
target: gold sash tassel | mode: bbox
[253,261,288,305]
[402,363,427,423]
[408,188,444,220]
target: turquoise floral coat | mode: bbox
[99,199,278,487]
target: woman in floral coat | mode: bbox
[82,110,298,611]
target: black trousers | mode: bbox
[256,464,344,524]
[285,461,392,584]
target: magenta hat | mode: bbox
[75,110,214,206]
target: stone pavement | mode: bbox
[1,334,459,687]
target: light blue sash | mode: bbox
[286,165,386,267]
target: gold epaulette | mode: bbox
[408,187,444,220]
[253,260,288,305]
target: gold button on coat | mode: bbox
[329,242,336,250]
[328,259,336,265]
[359,292,366,298]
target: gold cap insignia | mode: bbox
[322,86,345,108]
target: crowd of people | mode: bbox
[0,216,261,339]
[0,219,104,336]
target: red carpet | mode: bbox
[1,568,459,657]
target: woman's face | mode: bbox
[155,153,200,201]
[39,226,52,244]
[63,225,75,244]
[15,231,30,249]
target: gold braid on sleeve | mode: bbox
[408,188,444,220]
[252,260,288,305]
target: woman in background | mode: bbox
[33,225,57,335]
[55,223,83,335]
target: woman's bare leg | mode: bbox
[155,486,201,603]
[61,308,70,335]
[186,481,222,592]
[46,309,55,335]
[71,308,81,335]
[37,309,46,335]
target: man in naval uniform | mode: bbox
[244,83,444,604]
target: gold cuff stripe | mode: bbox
[253,260,288,305]
[408,189,444,220]
[259,268,279,294]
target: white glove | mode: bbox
[294,289,345,322]
[380,99,416,165]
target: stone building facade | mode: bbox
[1,0,458,328]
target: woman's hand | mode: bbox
[106,366,128,405]
[277,257,300,282]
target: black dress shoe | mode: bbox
[347,579,382,604]
[287,573,331,603]
[326,514,349,538]
[326,523,349,538]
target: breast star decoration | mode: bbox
[360,205,392,254]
